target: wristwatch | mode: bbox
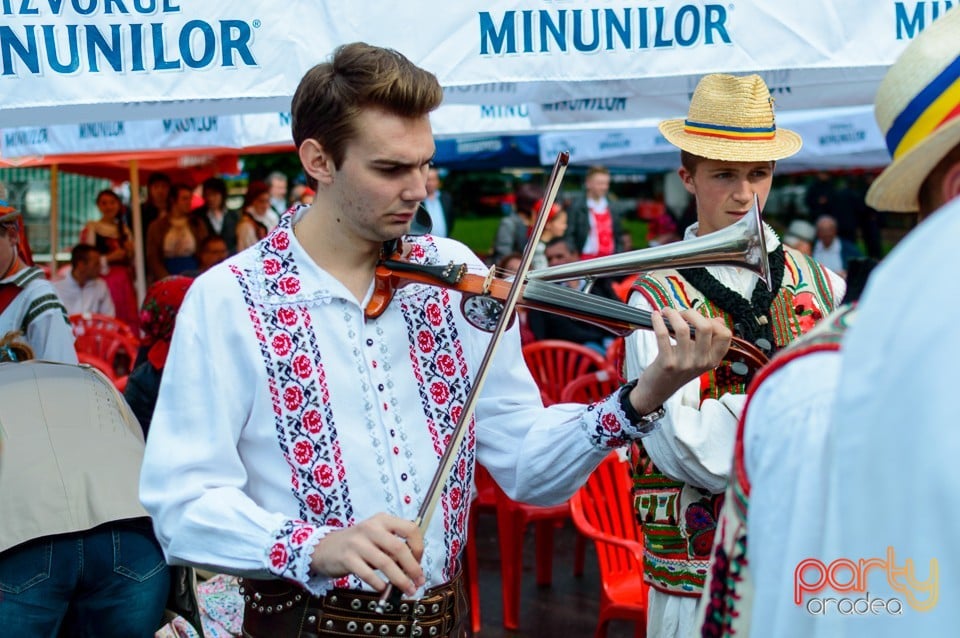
[619,379,665,428]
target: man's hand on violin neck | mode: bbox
[309,513,425,596]
[629,308,732,414]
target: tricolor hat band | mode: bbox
[886,53,960,159]
[683,119,777,141]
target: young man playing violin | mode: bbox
[139,43,732,638]
[624,74,845,638]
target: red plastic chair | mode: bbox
[493,478,587,630]
[465,464,497,633]
[570,453,649,638]
[69,313,139,343]
[73,327,139,381]
[522,339,606,406]
[560,368,623,405]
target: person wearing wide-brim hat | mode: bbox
[0,187,76,363]
[623,73,847,638]
[693,8,960,638]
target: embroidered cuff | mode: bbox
[266,519,337,596]
[580,386,662,449]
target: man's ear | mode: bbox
[941,159,960,204]
[299,139,335,186]
[678,166,696,195]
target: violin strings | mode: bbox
[522,280,655,329]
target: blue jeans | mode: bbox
[0,519,169,638]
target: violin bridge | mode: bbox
[482,267,496,295]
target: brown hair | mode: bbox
[291,42,443,188]
[585,165,610,180]
[0,331,34,362]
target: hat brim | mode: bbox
[0,207,20,225]
[659,119,803,162]
[866,118,960,213]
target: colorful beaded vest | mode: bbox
[629,245,838,596]
[698,303,857,635]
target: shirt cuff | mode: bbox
[579,388,662,450]
[265,519,339,596]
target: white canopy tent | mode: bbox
[0,0,945,128]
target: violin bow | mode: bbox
[377,151,570,611]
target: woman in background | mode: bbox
[79,189,139,331]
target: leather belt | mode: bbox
[240,571,468,638]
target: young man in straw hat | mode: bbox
[0,184,76,363]
[696,7,960,636]
[623,73,845,638]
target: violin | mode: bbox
[366,247,769,378]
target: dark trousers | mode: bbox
[0,521,169,638]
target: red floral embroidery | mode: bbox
[269,543,288,568]
[272,334,292,357]
[417,330,435,353]
[426,304,443,326]
[293,439,313,465]
[409,245,425,259]
[279,276,301,295]
[437,354,456,376]
[276,307,297,326]
[291,527,313,546]
[430,381,450,405]
[450,486,463,509]
[602,412,622,434]
[457,458,467,480]
[292,354,313,379]
[302,409,322,434]
[793,291,824,333]
[263,258,281,276]
[450,405,462,422]
[313,464,335,488]
[271,232,290,251]
[284,385,304,411]
[306,493,324,514]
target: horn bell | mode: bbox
[526,194,772,291]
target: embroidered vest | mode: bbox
[698,304,856,635]
[629,247,838,596]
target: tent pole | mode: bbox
[49,164,59,273]
[129,160,146,302]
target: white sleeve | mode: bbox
[139,280,331,593]
[623,289,744,494]
[99,281,116,317]
[744,352,840,637]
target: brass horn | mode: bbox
[526,194,772,291]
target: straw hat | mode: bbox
[866,7,960,213]
[659,74,802,162]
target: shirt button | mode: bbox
[404,495,412,504]
[393,446,399,455]
[383,403,388,411]
[401,473,408,481]
[390,429,396,437]
[372,361,378,368]
[366,339,373,346]
[378,384,384,391]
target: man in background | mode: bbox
[53,244,115,316]
[564,165,626,259]
[423,168,454,237]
